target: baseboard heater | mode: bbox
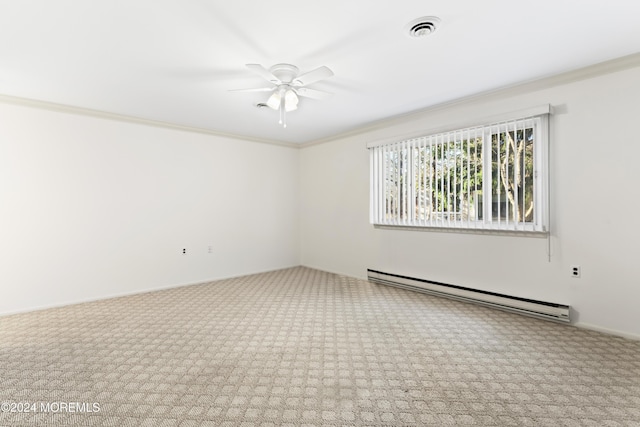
[367,269,571,323]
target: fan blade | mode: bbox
[295,87,333,100]
[229,87,274,93]
[293,66,334,86]
[246,64,281,84]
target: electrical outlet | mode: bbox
[570,265,581,278]
[182,248,186,255]
[207,245,213,254]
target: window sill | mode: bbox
[373,224,549,238]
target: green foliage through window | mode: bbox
[370,115,548,232]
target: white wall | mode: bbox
[0,102,299,315]
[3,63,639,340]
[300,65,640,339]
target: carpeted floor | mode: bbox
[1,267,639,426]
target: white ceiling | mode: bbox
[1,1,640,145]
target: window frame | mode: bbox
[368,107,550,234]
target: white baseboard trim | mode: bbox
[574,322,640,342]
[300,264,368,281]
[4,265,638,343]
[0,265,301,318]
[303,265,640,342]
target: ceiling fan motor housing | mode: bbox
[268,63,300,83]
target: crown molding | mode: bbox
[0,94,300,149]
[3,51,639,150]
[301,51,640,148]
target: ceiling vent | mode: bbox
[406,16,441,38]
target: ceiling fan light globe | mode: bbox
[284,89,298,103]
[284,89,299,112]
[285,102,298,112]
[266,91,281,110]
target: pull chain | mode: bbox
[283,104,287,128]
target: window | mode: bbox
[369,109,549,233]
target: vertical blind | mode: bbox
[369,114,549,232]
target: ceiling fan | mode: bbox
[231,63,334,128]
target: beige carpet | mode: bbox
[1,267,639,426]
